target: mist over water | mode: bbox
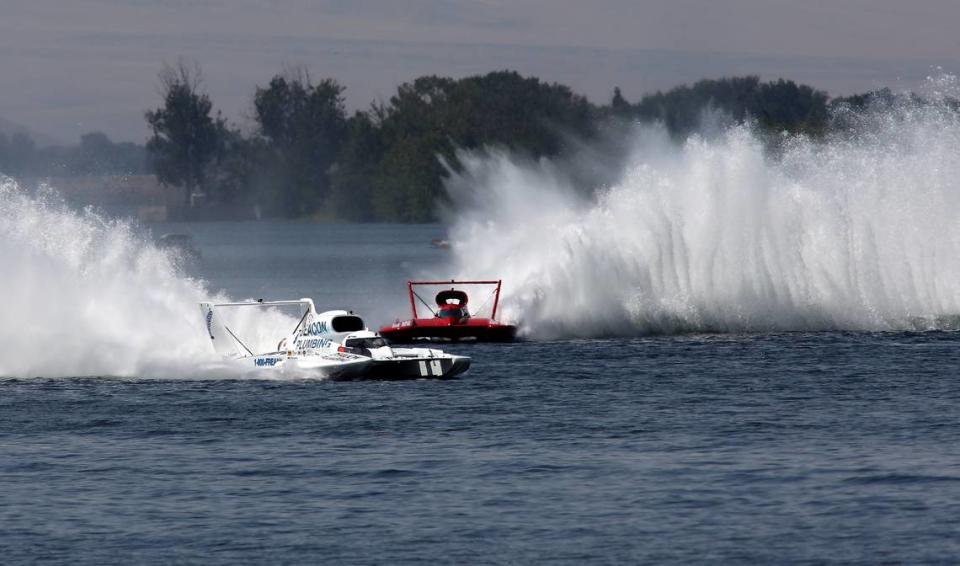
[446,86,960,338]
[0,177,435,379]
[0,179,242,379]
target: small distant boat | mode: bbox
[430,238,451,249]
[379,280,518,343]
[200,299,469,380]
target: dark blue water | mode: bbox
[3,223,960,564]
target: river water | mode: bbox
[3,221,960,564]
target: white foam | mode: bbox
[445,86,960,338]
[0,179,285,378]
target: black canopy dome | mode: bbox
[436,289,469,306]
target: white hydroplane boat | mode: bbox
[199,299,469,380]
[328,313,471,380]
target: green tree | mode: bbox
[610,86,631,116]
[633,76,761,136]
[328,111,385,221]
[356,70,597,221]
[204,126,265,206]
[372,135,448,223]
[629,76,829,137]
[447,71,595,155]
[145,61,224,207]
[253,70,347,216]
[755,79,829,134]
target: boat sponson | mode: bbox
[380,320,517,343]
[331,356,470,381]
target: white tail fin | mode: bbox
[199,302,247,358]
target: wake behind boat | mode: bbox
[200,299,469,380]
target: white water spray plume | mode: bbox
[3,79,960,379]
[0,181,296,379]
[446,82,960,338]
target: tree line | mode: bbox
[5,65,902,221]
[144,64,598,221]
[0,130,147,178]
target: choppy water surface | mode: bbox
[4,332,960,564]
[1,222,959,564]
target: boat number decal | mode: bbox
[418,361,428,376]
[255,357,281,367]
[302,321,330,336]
[430,360,443,376]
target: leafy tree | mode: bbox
[629,76,829,137]
[755,79,829,134]
[446,71,595,156]
[829,88,898,116]
[204,126,265,206]
[145,61,224,207]
[610,87,631,116]
[253,70,347,216]
[633,76,761,136]
[328,111,385,221]
[342,70,598,221]
[372,134,448,223]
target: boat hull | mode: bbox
[245,353,373,380]
[335,355,471,381]
[242,354,469,381]
[202,300,473,381]
[379,320,517,343]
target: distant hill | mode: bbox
[0,116,65,147]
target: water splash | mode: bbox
[0,179,289,378]
[445,87,960,338]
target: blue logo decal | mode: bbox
[302,321,330,336]
[296,338,332,350]
[255,357,281,367]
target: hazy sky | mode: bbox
[3,0,959,143]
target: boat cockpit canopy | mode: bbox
[436,289,469,306]
[438,306,469,319]
[331,315,365,332]
[345,336,388,350]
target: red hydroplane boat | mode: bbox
[379,280,518,343]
